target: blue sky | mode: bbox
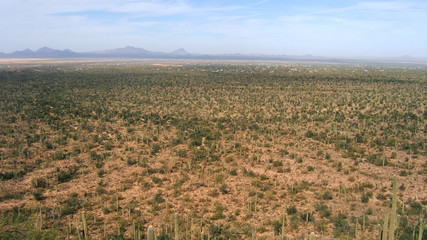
[1,0,426,57]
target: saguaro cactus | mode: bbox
[382,209,389,240]
[175,213,179,240]
[35,209,42,231]
[82,211,88,240]
[190,218,194,240]
[147,225,154,240]
[382,175,400,240]
[281,215,286,239]
[388,175,398,240]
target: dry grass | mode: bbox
[0,61,425,239]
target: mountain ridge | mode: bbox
[0,46,426,63]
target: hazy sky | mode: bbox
[1,0,426,57]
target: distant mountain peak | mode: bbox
[103,46,151,56]
[20,48,34,53]
[172,48,190,55]
[400,55,413,59]
[7,47,78,58]
[36,47,56,53]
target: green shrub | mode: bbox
[26,229,60,240]
[211,202,226,220]
[177,149,187,158]
[97,169,105,177]
[61,192,81,216]
[33,189,45,201]
[151,144,161,155]
[286,205,297,215]
[56,166,79,183]
[152,177,162,186]
[157,233,173,240]
[322,191,333,200]
[219,184,228,194]
[315,203,331,218]
[300,211,315,222]
[154,192,165,203]
[0,172,15,180]
[56,171,72,183]
[361,193,370,203]
[127,158,137,165]
[31,177,47,188]
[208,189,219,197]
[333,215,350,237]
[407,200,423,215]
[52,151,66,160]
[272,221,282,235]
[272,160,283,167]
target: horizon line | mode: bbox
[1,46,427,62]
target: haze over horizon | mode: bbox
[1,0,426,58]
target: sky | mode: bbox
[1,0,426,58]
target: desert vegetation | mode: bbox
[0,61,425,239]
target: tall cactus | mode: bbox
[35,209,42,231]
[175,213,179,240]
[418,218,424,240]
[382,175,399,240]
[190,218,194,240]
[309,232,316,240]
[281,215,286,239]
[355,222,358,239]
[116,195,119,211]
[388,175,398,240]
[75,215,81,240]
[147,225,154,240]
[377,224,382,240]
[82,211,88,240]
[382,209,389,239]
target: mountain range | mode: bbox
[0,46,340,61]
[0,46,191,59]
[0,46,425,63]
